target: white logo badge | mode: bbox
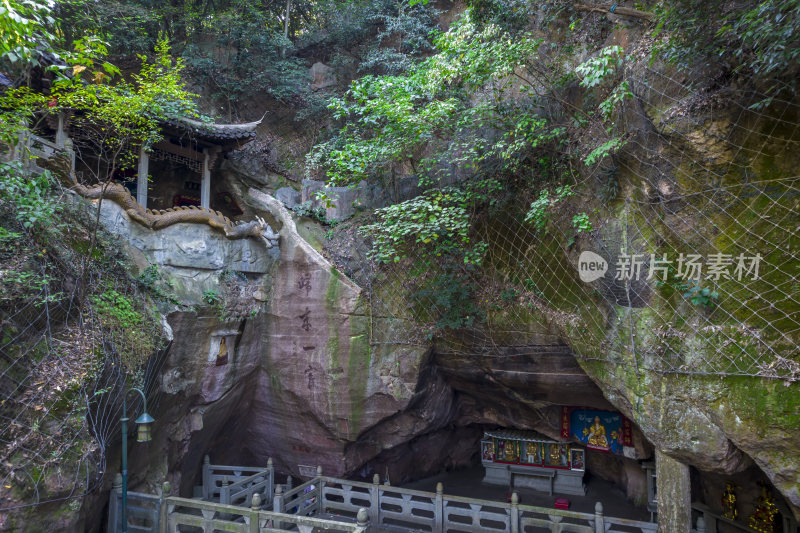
[578,251,608,282]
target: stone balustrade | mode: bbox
[196,461,662,533]
[116,459,767,533]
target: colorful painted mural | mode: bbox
[561,408,632,454]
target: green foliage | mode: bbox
[653,0,800,93]
[202,289,221,305]
[1,37,200,187]
[499,286,519,302]
[0,161,59,229]
[202,288,228,319]
[0,268,58,305]
[360,0,440,75]
[90,289,143,329]
[683,284,720,309]
[291,201,330,225]
[52,38,198,150]
[575,46,624,88]
[523,277,545,298]
[413,269,485,330]
[137,265,180,305]
[524,185,573,232]
[571,212,593,233]
[89,288,158,371]
[181,12,317,116]
[361,180,499,265]
[0,0,56,70]
[0,227,22,248]
[584,137,625,166]
[308,12,546,189]
[311,10,572,264]
[599,81,632,120]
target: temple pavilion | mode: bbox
[42,112,261,217]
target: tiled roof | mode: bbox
[484,430,556,442]
[162,114,264,142]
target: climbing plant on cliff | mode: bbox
[309,11,575,269]
[0,15,182,515]
[362,0,800,389]
[653,0,800,97]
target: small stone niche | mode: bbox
[208,331,239,366]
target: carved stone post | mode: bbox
[370,474,380,525]
[220,476,231,521]
[55,113,66,148]
[159,481,171,533]
[434,482,444,532]
[265,457,274,506]
[286,475,293,490]
[201,148,211,209]
[108,473,122,533]
[63,138,75,172]
[202,455,211,500]
[695,516,706,533]
[250,493,262,533]
[594,502,605,533]
[316,465,325,514]
[273,485,284,529]
[221,475,230,505]
[357,507,370,531]
[510,492,519,533]
[137,147,149,209]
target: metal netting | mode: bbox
[0,193,170,513]
[364,58,800,382]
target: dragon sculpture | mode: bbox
[45,155,279,249]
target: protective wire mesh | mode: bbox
[0,195,169,512]
[366,58,799,382]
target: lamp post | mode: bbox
[120,387,154,533]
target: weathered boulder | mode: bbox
[275,186,302,208]
[309,62,336,90]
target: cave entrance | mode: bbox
[353,344,658,516]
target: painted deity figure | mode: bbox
[483,443,494,462]
[571,450,584,470]
[586,416,610,450]
[503,440,516,461]
[748,484,778,533]
[722,481,738,520]
[525,442,539,464]
[216,337,229,366]
[548,444,561,465]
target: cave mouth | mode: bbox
[344,345,795,521]
[167,340,794,523]
[348,345,658,510]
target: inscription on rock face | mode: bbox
[298,307,311,331]
[297,273,311,297]
[305,365,315,390]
